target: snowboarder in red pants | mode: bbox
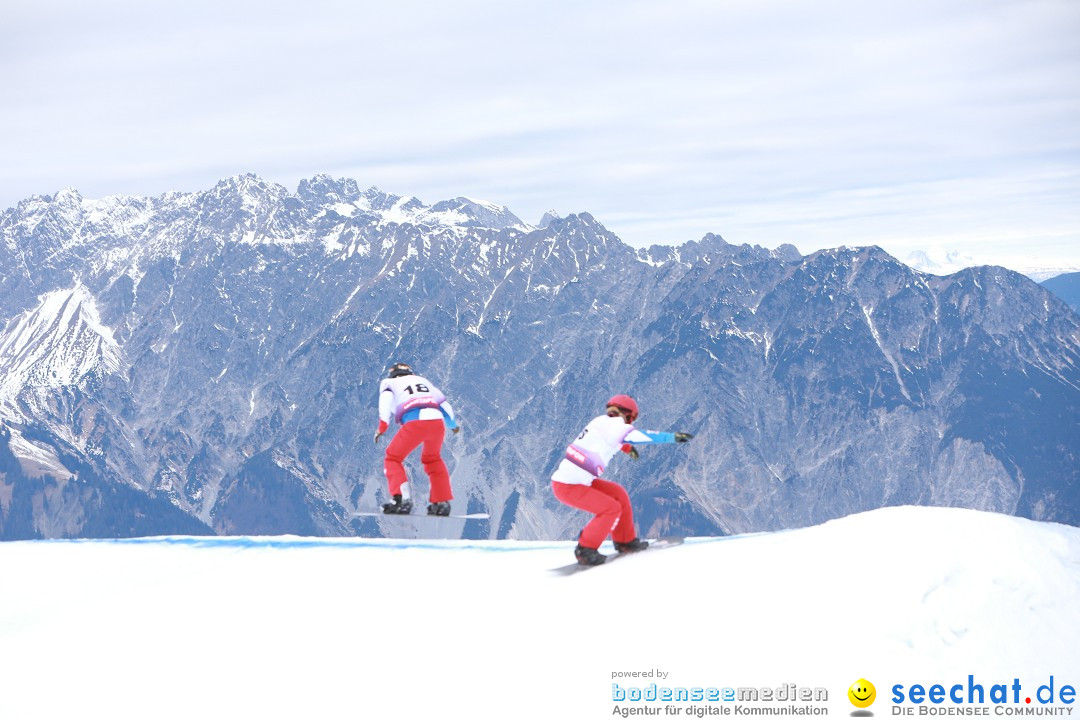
[552,395,692,565]
[375,362,459,516]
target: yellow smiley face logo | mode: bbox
[849,679,876,708]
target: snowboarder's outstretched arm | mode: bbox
[620,429,692,460]
[624,429,693,444]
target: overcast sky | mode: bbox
[2,0,1078,270]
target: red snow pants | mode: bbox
[552,478,636,549]
[384,419,452,503]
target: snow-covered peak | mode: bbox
[1,176,542,272]
[205,173,289,208]
[332,189,531,236]
[297,174,362,206]
[538,210,560,229]
[52,187,83,205]
[637,233,802,267]
[902,246,1080,281]
[905,247,981,276]
[427,196,527,231]
[0,284,122,418]
[1015,264,1080,282]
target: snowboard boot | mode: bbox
[574,544,606,566]
[614,537,649,553]
[427,501,451,516]
[382,495,413,515]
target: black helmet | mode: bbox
[387,362,414,378]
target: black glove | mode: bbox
[374,431,384,445]
[674,432,693,443]
[452,426,460,435]
[627,446,639,460]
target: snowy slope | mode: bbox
[1,506,1077,720]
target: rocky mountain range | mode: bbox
[1,174,1078,540]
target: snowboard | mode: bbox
[352,510,490,520]
[550,537,685,575]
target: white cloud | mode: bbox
[1,0,1077,267]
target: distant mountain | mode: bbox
[1,174,1078,539]
[1043,271,1080,313]
[904,247,980,276]
[904,247,1080,282]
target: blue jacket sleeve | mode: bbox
[624,429,676,444]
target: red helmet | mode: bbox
[606,394,639,422]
